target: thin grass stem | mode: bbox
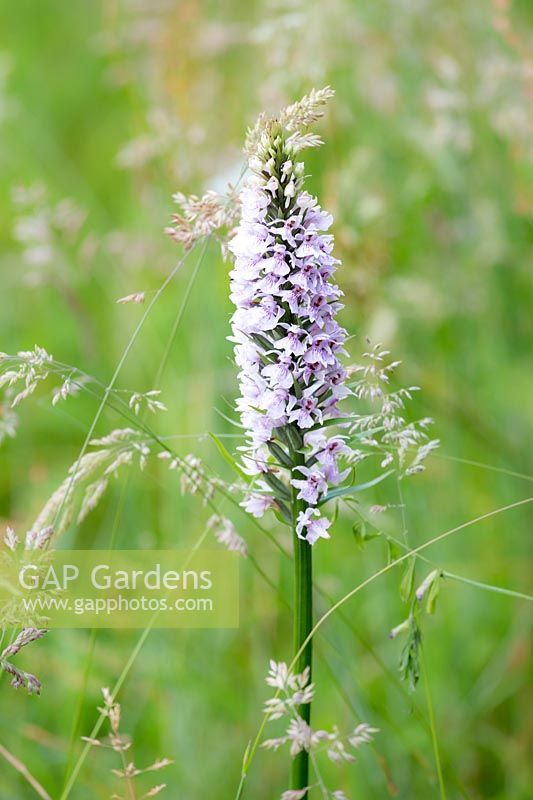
[422,647,447,800]
[235,497,533,795]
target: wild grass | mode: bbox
[0,1,531,799]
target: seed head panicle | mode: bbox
[244,86,335,159]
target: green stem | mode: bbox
[291,452,313,795]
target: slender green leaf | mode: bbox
[310,416,356,431]
[387,537,402,564]
[214,407,245,429]
[400,557,416,603]
[267,441,293,468]
[208,432,249,481]
[352,521,366,550]
[426,573,442,615]
[273,502,292,526]
[263,471,292,501]
[318,469,395,505]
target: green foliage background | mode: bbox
[0,1,531,798]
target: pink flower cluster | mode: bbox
[228,159,352,544]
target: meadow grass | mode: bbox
[0,1,531,799]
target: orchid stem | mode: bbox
[291,450,313,795]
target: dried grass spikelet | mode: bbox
[83,688,173,798]
[207,515,248,557]
[262,661,377,797]
[29,429,154,537]
[2,523,57,633]
[0,346,54,408]
[0,387,18,444]
[0,627,47,695]
[29,424,228,546]
[116,292,145,305]
[165,90,335,253]
[165,186,240,250]
[244,86,335,159]
[348,341,439,477]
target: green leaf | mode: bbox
[398,616,422,692]
[426,572,441,614]
[208,432,249,482]
[266,440,293,468]
[318,469,395,505]
[285,425,304,451]
[250,333,274,351]
[273,502,291,526]
[263,471,292,501]
[213,407,244,429]
[273,425,291,449]
[352,521,367,550]
[352,521,380,550]
[387,537,401,564]
[241,740,253,774]
[310,416,356,431]
[347,426,385,440]
[400,557,416,603]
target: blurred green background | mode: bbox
[0,1,531,798]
